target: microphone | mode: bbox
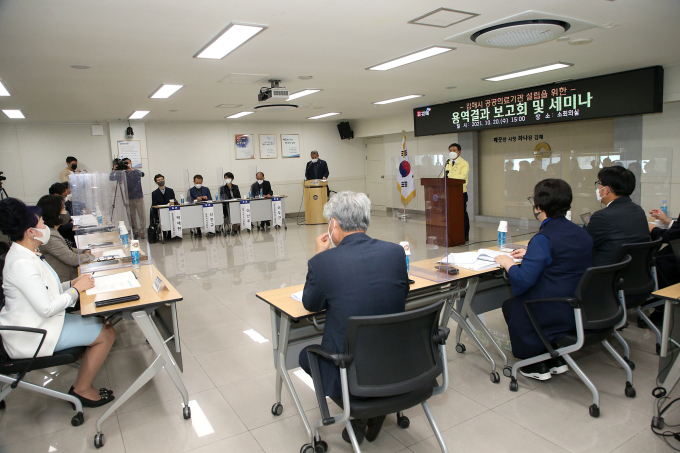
[438,159,451,178]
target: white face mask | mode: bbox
[312,158,318,163]
[32,226,51,245]
[65,194,72,201]
[195,184,202,189]
[225,178,232,184]
[449,151,458,160]
[327,219,336,248]
[257,180,263,185]
[596,187,604,203]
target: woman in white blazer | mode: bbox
[0,198,116,408]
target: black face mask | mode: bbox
[70,164,77,170]
[157,181,165,187]
[60,212,71,224]
[533,207,541,221]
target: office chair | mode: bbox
[0,241,9,256]
[613,238,662,360]
[508,256,636,418]
[305,301,450,453]
[0,253,86,426]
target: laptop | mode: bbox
[580,212,592,226]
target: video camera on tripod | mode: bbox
[0,171,7,199]
[112,158,129,171]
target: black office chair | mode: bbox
[612,238,662,363]
[305,301,451,453]
[0,253,86,426]
[0,242,9,256]
[509,256,635,418]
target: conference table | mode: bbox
[154,201,226,242]
[255,249,517,440]
[223,195,288,231]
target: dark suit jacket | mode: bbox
[151,187,176,206]
[651,220,680,286]
[250,180,273,197]
[301,233,409,397]
[189,186,212,202]
[585,196,650,266]
[305,159,329,181]
[219,184,241,200]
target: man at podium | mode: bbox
[305,150,330,197]
[442,143,470,241]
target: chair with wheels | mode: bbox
[304,300,451,453]
[508,256,636,418]
[612,238,662,362]
[0,253,86,426]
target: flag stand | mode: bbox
[398,205,411,222]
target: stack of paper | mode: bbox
[437,249,519,272]
[291,290,304,302]
[86,271,141,296]
[477,249,521,263]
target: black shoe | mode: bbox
[70,386,114,398]
[365,415,386,442]
[68,387,115,408]
[342,419,366,444]
[465,236,469,242]
[519,362,552,381]
[546,357,569,375]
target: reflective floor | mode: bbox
[0,214,675,452]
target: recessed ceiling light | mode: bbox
[150,84,184,99]
[373,94,423,105]
[298,76,313,80]
[367,46,455,71]
[128,110,150,119]
[194,22,268,60]
[70,65,90,69]
[598,23,620,29]
[215,104,243,108]
[569,38,592,46]
[308,112,340,119]
[287,89,321,101]
[3,110,24,119]
[483,62,573,81]
[226,111,254,119]
[0,80,10,96]
[556,36,570,42]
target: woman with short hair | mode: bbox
[494,179,593,381]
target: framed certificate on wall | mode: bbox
[281,134,300,158]
[259,134,278,159]
[117,140,142,168]
[235,134,255,160]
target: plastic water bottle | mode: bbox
[120,225,129,249]
[248,189,252,199]
[498,221,508,251]
[130,240,140,269]
[260,188,263,198]
[95,205,102,226]
[180,195,185,204]
[215,194,218,201]
[661,200,669,217]
[118,221,125,242]
[400,241,410,271]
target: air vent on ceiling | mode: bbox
[253,104,299,111]
[445,10,597,50]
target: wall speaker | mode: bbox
[337,121,354,140]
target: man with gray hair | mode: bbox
[299,191,409,445]
[305,150,330,197]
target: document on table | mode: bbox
[437,252,479,265]
[86,271,141,296]
[101,249,126,259]
[477,249,521,263]
[72,215,97,226]
[291,290,304,302]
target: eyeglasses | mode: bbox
[594,181,603,189]
[527,197,534,206]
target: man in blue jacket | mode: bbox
[298,191,409,445]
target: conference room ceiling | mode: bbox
[0,0,679,123]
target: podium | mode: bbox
[420,178,466,247]
[303,180,328,224]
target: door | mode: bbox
[365,137,386,211]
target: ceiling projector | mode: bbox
[258,79,289,102]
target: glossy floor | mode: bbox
[0,214,675,452]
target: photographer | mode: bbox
[111,158,146,239]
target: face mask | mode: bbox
[32,226,51,245]
[257,180,263,185]
[157,180,165,187]
[532,207,541,221]
[225,178,232,184]
[70,164,77,170]
[64,194,72,202]
[60,212,71,224]
[327,219,336,248]
[312,158,318,163]
[449,152,458,160]
[596,187,604,203]
[195,184,202,189]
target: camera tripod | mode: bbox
[0,184,8,200]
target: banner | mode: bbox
[271,197,283,227]
[202,203,216,234]
[169,206,182,238]
[397,134,416,205]
[240,200,252,230]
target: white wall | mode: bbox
[642,100,680,211]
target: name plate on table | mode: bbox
[169,206,182,238]
[272,197,283,227]
[240,200,252,230]
[153,276,165,293]
[202,203,216,234]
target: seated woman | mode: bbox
[494,179,593,381]
[37,195,95,282]
[219,172,241,235]
[0,198,116,407]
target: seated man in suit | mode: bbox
[298,191,409,445]
[189,174,212,237]
[151,174,176,240]
[250,172,274,229]
[219,172,241,235]
[586,166,650,266]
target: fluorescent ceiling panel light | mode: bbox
[243,329,269,343]
[0,81,10,96]
[195,22,268,59]
[367,46,455,71]
[226,111,254,119]
[287,89,321,101]
[150,84,184,98]
[308,112,340,119]
[3,110,24,118]
[128,110,149,119]
[484,62,573,81]
[373,94,423,105]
